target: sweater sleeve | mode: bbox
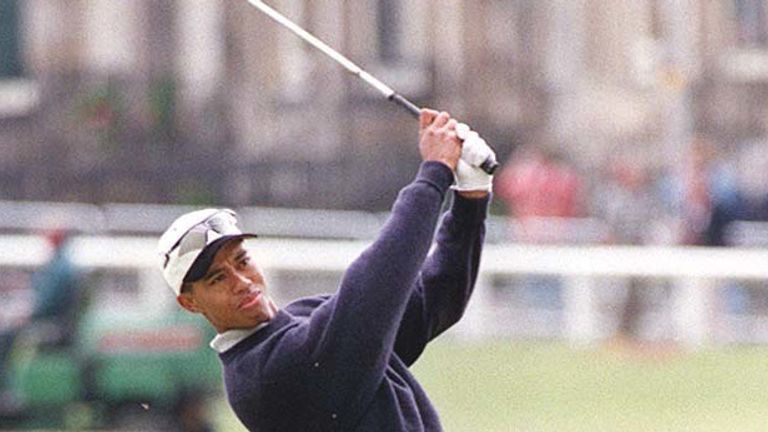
[393,191,490,366]
[300,162,454,420]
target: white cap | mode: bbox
[158,208,256,295]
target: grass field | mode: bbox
[213,340,768,431]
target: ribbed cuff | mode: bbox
[450,191,492,222]
[414,161,455,196]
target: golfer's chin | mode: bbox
[239,295,278,327]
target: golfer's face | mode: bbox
[185,239,277,332]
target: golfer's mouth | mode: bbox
[239,291,263,310]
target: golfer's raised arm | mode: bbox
[299,110,461,401]
[394,192,490,365]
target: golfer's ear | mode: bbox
[177,293,201,313]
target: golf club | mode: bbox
[244,0,499,175]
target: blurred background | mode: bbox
[2,0,768,430]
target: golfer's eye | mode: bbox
[237,255,252,269]
[209,273,226,286]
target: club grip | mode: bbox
[389,93,421,118]
[390,93,500,174]
[480,157,500,175]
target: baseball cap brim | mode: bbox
[182,234,258,284]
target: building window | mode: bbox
[0,0,23,78]
[376,0,401,64]
[278,0,311,101]
[734,0,768,48]
[367,0,428,96]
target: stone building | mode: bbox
[0,0,765,210]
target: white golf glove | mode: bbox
[452,123,495,192]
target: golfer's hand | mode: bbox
[452,125,494,198]
[418,109,462,171]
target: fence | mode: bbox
[3,234,768,349]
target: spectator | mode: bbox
[591,155,659,245]
[591,156,660,340]
[495,146,585,242]
[655,137,719,245]
[705,141,768,246]
[0,229,81,411]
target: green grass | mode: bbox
[212,341,768,431]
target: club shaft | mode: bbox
[246,0,498,173]
[388,94,421,118]
[246,0,420,117]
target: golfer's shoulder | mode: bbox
[227,297,332,370]
[285,294,332,317]
[222,326,312,384]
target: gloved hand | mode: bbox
[452,123,495,192]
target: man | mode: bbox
[0,229,80,412]
[158,109,494,431]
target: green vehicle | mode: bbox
[0,249,221,430]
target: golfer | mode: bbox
[158,109,493,431]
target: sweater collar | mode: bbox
[209,310,295,353]
[210,323,269,353]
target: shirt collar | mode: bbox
[210,322,269,353]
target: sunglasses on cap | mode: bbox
[161,210,242,270]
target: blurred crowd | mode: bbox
[495,138,768,247]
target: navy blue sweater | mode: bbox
[220,162,489,431]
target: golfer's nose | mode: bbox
[231,270,251,293]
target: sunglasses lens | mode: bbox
[163,211,241,267]
[207,213,239,235]
[176,226,210,257]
